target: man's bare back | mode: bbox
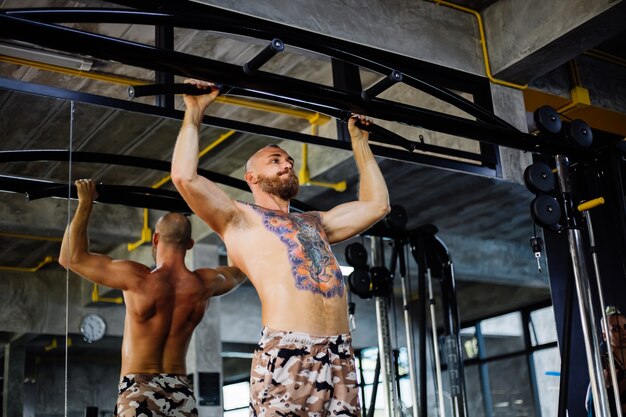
[59,179,246,416]
[121,263,216,375]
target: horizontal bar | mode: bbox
[0,77,498,176]
[362,70,403,101]
[5,12,617,155]
[0,150,317,212]
[1,6,513,128]
[243,38,284,75]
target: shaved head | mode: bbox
[155,213,192,247]
[245,144,284,174]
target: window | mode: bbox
[223,381,249,416]
[529,306,558,346]
[480,312,525,357]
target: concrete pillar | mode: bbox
[3,341,25,417]
[489,83,533,183]
[186,243,223,417]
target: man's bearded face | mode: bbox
[257,170,299,200]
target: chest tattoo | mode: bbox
[247,203,344,298]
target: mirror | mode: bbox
[0,88,71,416]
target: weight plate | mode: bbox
[384,204,408,229]
[534,105,562,135]
[567,119,593,147]
[345,243,368,269]
[349,270,372,299]
[531,195,562,228]
[524,162,555,194]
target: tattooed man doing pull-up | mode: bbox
[171,80,390,416]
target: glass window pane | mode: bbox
[533,348,561,417]
[480,312,525,357]
[488,356,537,417]
[360,347,379,385]
[363,384,385,411]
[464,364,486,417]
[399,377,414,408]
[530,307,558,346]
[223,381,250,410]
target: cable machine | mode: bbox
[345,206,467,417]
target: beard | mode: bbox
[257,171,299,200]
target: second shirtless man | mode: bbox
[172,80,390,416]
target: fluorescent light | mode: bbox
[0,42,92,71]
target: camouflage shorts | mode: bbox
[115,373,198,417]
[249,327,361,417]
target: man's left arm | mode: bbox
[198,266,248,297]
[321,115,390,243]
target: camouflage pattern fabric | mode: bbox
[250,327,360,416]
[115,374,198,417]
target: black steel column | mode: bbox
[331,58,361,142]
[155,24,174,109]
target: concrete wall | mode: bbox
[194,0,484,75]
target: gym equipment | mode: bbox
[243,38,285,75]
[554,155,610,417]
[345,242,369,269]
[524,162,556,194]
[531,194,562,229]
[534,105,562,135]
[566,119,593,148]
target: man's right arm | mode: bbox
[58,179,148,290]
[171,80,240,236]
[198,266,248,297]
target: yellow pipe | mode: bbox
[91,283,124,304]
[0,231,61,241]
[298,123,347,192]
[431,0,527,90]
[556,60,591,115]
[44,336,72,352]
[577,197,605,212]
[0,55,331,123]
[44,337,58,352]
[127,130,238,251]
[127,208,152,251]
[0,54,148,85]
[585,49,626,69]
[0,255,56,272]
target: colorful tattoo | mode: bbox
[245,203,344,298]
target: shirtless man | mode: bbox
[59,179,246,417]
[171,80,390,416]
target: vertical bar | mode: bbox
[399,246,420,417]
[554,155,610,417]
[476,325,494,417]
[331,58,361,142]
[416,233,428,417]
[357,350,368,416]
[586,210,623,417]
[557,270,573,417]
[427,267,446,417]
[155,24,174,109]
[440,259,468,417]
[372,236,400,416]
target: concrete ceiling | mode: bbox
[0,0,625,343]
